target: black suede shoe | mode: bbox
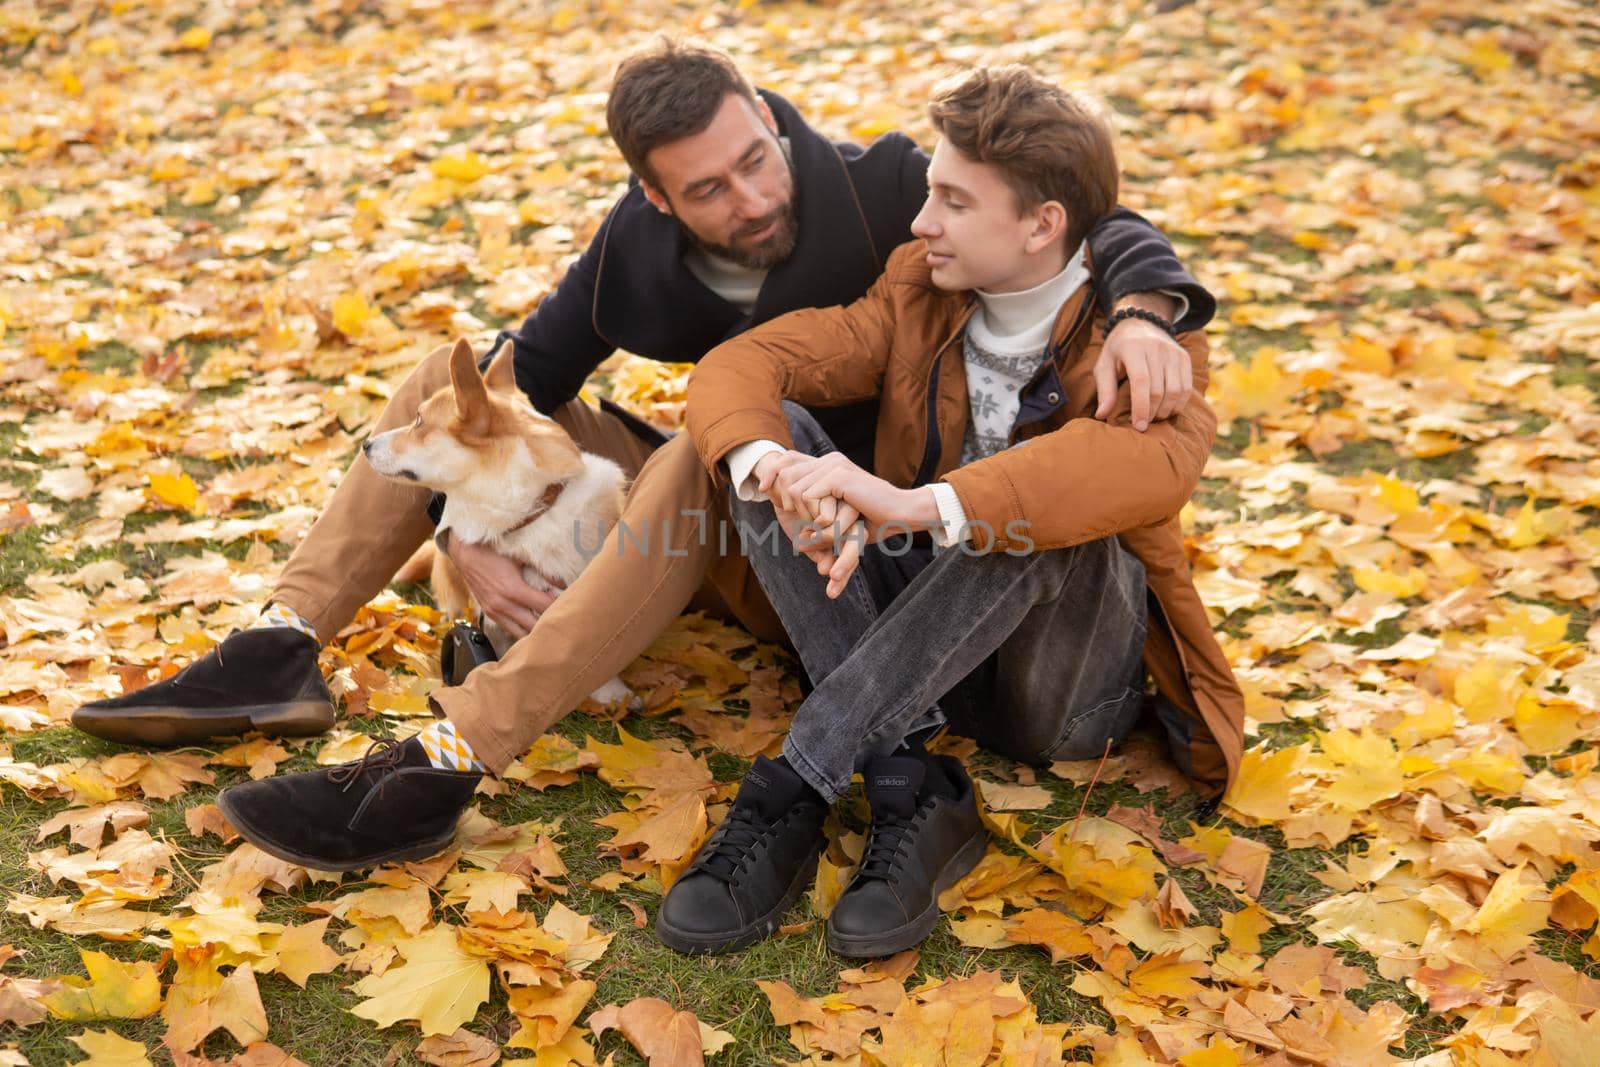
[826,754,988,958]
[73,627,335,746]
[656,756,828,954]
[216,736,480,871]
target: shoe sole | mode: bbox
[73,700,335,746]
[826,827,990,958]
[216,788,456,873]
[655,844,822,955]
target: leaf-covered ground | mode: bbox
[1,0,1598,1064]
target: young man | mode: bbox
[660,66,1245,957]
[71,43,1214,872]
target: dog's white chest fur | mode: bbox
[362,338,637,710]
[439,450,626,591]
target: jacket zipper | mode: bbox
[912,300,977,486]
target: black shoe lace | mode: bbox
[858,809,924,884]
[328,738,406,793]
[698,806,772,884]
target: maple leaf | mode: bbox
[67,1028,154,1067]
[147,471,200,513]
[1026,820,1163,912]
[506,978,594,1049]
[0,970,57,1028]
[211,738,291,781]
[336,881,434,941]
[589,998,732,1066]
[600,791,707,866]
[6,0,1600,1057]
[132,752,216,802]
[976,779,1053,812]
[759,980,829,1030]
[415,1028,502,1067]
[949,911,1015,951]
[541,903,614,972]
[34,801,149,850]
[349,925,490,1037]
[1177,1039,1248,1067]
[1220,903,1276,955]
[808,850,854,920]
[1312,728,1404,812]
[162,952,270,1053]
[870,970,1027,1066]
[1127,951,1209,1002]
[1463,864,1552,960]
[1006,908,1094,963]
[214,1044,312,1067]
[502,734,598,791]
[441,870,529,915]
[1209,349,1302,423]
[430,151,490,183]
[184,803,240,844]
[6,895,152,941]
[1223,745,1308,823]
[1305,890,1431,977]
[263,918,343,989]
[1529,989,1600,1067]
[1153,877,1199,929]
[42,950,161,1021]
[161,905,270,957]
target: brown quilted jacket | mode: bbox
[687,240,1244,800]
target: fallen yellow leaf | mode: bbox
[42,951,161,1021]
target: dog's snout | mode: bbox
[361,439,372,455]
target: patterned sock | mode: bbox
[251,603,319,643]
[415,719,486,773]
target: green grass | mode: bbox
[0,701,1323,1065]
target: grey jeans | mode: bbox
[731,403,1149,803]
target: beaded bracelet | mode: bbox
[1106,306,1177,338]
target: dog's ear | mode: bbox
[448,338,492,436]
[482,347,518,396]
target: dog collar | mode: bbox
[504,480,568,536]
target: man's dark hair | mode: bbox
[606,38,760,190]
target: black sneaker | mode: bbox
[73,627,335,746]
[656,756,828,954]
[216,736,480,871]
[826,754,988,958]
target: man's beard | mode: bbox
[687,183,801,271]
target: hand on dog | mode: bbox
[448,537,565,640]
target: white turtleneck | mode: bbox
[684,248,765,315]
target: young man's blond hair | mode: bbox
[927,65,1119,255]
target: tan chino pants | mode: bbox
[272,341,783,773]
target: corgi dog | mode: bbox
[363,338,634,707]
